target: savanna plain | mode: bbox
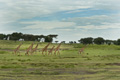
[0,40,120,80]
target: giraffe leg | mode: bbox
[25,52,27,55]
[14,51,17,55]
[44,51,46,55]
[80,51,82,54]
[39,49,41,52]
[13,51,15,55]
[54,51,56,55]
[27,52,29,55]
[25,51,29,55]
[33,50,36,54]
[51,52,52,55]
[32,50,35,55]
[31,52,32,55]
[35,51,37,54]
[35,50,37,54]
[57,51,60,55]
[25,52,28,55]
[46,50,47,55]
[79,51,81,54]
[78,50,80,54]
[45,50,48,55]
[42,51,44,55]
[12,51,15,54]
[56,51,58,55]
[48,51,50,55]
[18,51,20,56]
[48,52,49,55]
[83,51,84,53]
[16,51,18,55]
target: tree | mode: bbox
[10,32,23,41]
[0,32,58,42]
[105,40,113,45]
[74,41,77,43]
[78,38,84,44]
[44,36,53,42]
[69,41,74,44]
[78,37,93,44]
[0,34,6,40]
[38,35,45,42]
[94,37,105,45]
[117,39,120,45]
[48,34,58,39]
[113,40,118,45]
[55,41,59,43]
[61,41,65,44]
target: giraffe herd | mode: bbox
[13,42,62,56]
[13,42,87,56]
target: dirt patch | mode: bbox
[0,75,14,77]
[105,63,120,66]
[63,57,77,58]
[0,78,15,80]
[0,48,70,52]
[25,68,97,75]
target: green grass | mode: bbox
[0,40,120,80]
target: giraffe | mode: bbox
[30,43,39,54]
[54,43,62,55]
[13,42,23,55]
[41,43,51,55]
[78,45,87,54]
[25,43,34,55]
[48,46,55,55]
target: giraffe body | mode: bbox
[31,43,39,54]
[13,43,23,55]
[48,46,55,55]
[25,43,34,55]
[54,43,61,55]
[41,43,50,55]
[78,45,87,54]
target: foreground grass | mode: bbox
[0,40,120,80]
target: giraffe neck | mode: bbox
[30,43,34,49]
[28,43,33,50]
[51,46,55,50]
[16,43,22,49]
[52,46,55,49]
[35,44,39,49]
[44,43,50,49]
[56,43,61,50]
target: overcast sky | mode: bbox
[0,0,120,42]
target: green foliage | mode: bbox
[0,32,58,42]
[94,37,105,45]
[10,32,23,41]
[0,51,7,54]
[78,37,93,44]
[0,34,6,40]
[44,36,53,42]
[117,39,120,45]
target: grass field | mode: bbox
[0,40,120,80]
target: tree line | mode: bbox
[0,32,58,42]
[78,37,120,45]
[0,32,120,45]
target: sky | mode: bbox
[0,0,120,42]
